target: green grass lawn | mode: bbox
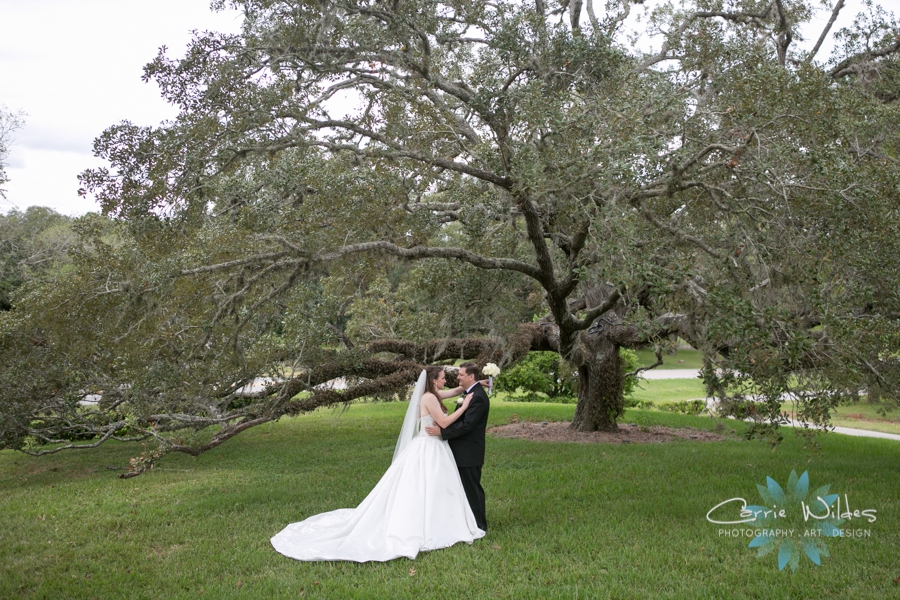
[635,347,704,370]
[1,401,897,599]
[630,378,708,404]
[495,373,709,407]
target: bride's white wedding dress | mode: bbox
[271,373,485,562]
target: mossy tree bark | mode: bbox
[571,336,624,432]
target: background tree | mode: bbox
[0,105,25,203]
[3,0,900,468]
[0,207,76,311]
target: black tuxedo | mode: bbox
[440,382,489,530]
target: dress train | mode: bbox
[270,415,484,562]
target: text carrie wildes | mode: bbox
[706,494,877,525]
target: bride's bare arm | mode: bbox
[436,380,490,400]
[423,393,472,428]
[436,385,464,400]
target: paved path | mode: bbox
[780,418,900,442]
[639,368,701,380]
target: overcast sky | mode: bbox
[1,1,863,216]
[0,0,242,215]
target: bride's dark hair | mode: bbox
[424,366,445,397]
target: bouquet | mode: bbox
[483,363,501,395]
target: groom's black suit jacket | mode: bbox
[440,382,490,468]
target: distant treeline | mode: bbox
[0,207,77,310]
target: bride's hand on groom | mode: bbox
[425,393,472,436]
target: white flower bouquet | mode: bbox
[483,363,500,394]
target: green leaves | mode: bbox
[494,351,578,402]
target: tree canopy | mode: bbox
[2,0,899,469]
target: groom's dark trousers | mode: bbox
[457,466,487,531]
[440,382,490,531]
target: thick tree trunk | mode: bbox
[570,337,624,432]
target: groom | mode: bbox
[425,362,489,532]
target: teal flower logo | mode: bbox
[746,470,844,571]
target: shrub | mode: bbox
[658,400,707,415]
[495,351,576,402]
[629,399,655,410]
[715,398,759,419]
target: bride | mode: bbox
[270,366,486,562]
